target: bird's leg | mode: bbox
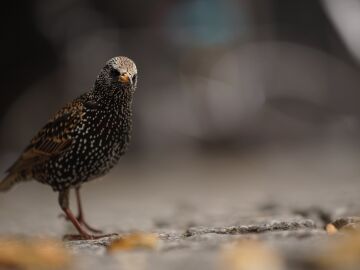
[75,187,103,234]
[59,189,95,240]
[59,190,118,240]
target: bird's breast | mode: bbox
[74,106,132,157]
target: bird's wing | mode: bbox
[7,100,85,174]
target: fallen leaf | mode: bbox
[107,233,159,253]
[315,231,360,270]
[0,236,71,270]
[326,224,338,235]
[219,239,285,270]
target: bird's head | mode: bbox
[95,56,138,97]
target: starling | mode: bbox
[0,56,138,239]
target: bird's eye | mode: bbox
[110,69,120,78]
[132,74,137,84]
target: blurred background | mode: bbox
[2,0,360,157]
[1,0,360,235]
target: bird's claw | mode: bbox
[63,233,119,241]
[78,220,104,234]
[59,213,103,233]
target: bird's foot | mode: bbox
[63,233,118,241]
[58,213,104,234]
[78,219,104,234]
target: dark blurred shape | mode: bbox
[0,1,56,124]
[1,0,360,160]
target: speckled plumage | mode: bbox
[0,56,138,238]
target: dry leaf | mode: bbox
[326,224,338,235]
[107,233,159,253]
[0,236,71,270]
[315,231,360,270]
[219,239,285,270]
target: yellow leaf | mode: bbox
[0,236,71,270]
[107,233,159,253]
[315,231,360,269]
[219,240,285,270]
[326,223,338,235]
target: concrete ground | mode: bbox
[0,139,359,270]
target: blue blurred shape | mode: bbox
[166,0,248,47]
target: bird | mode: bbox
[0,56,138,239]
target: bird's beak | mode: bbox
[119,72,131,85]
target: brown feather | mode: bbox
[0,174,19,191]
[6,100,84,175]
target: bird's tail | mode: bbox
[0,174,21,192]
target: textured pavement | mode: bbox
[0,141,360,269]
